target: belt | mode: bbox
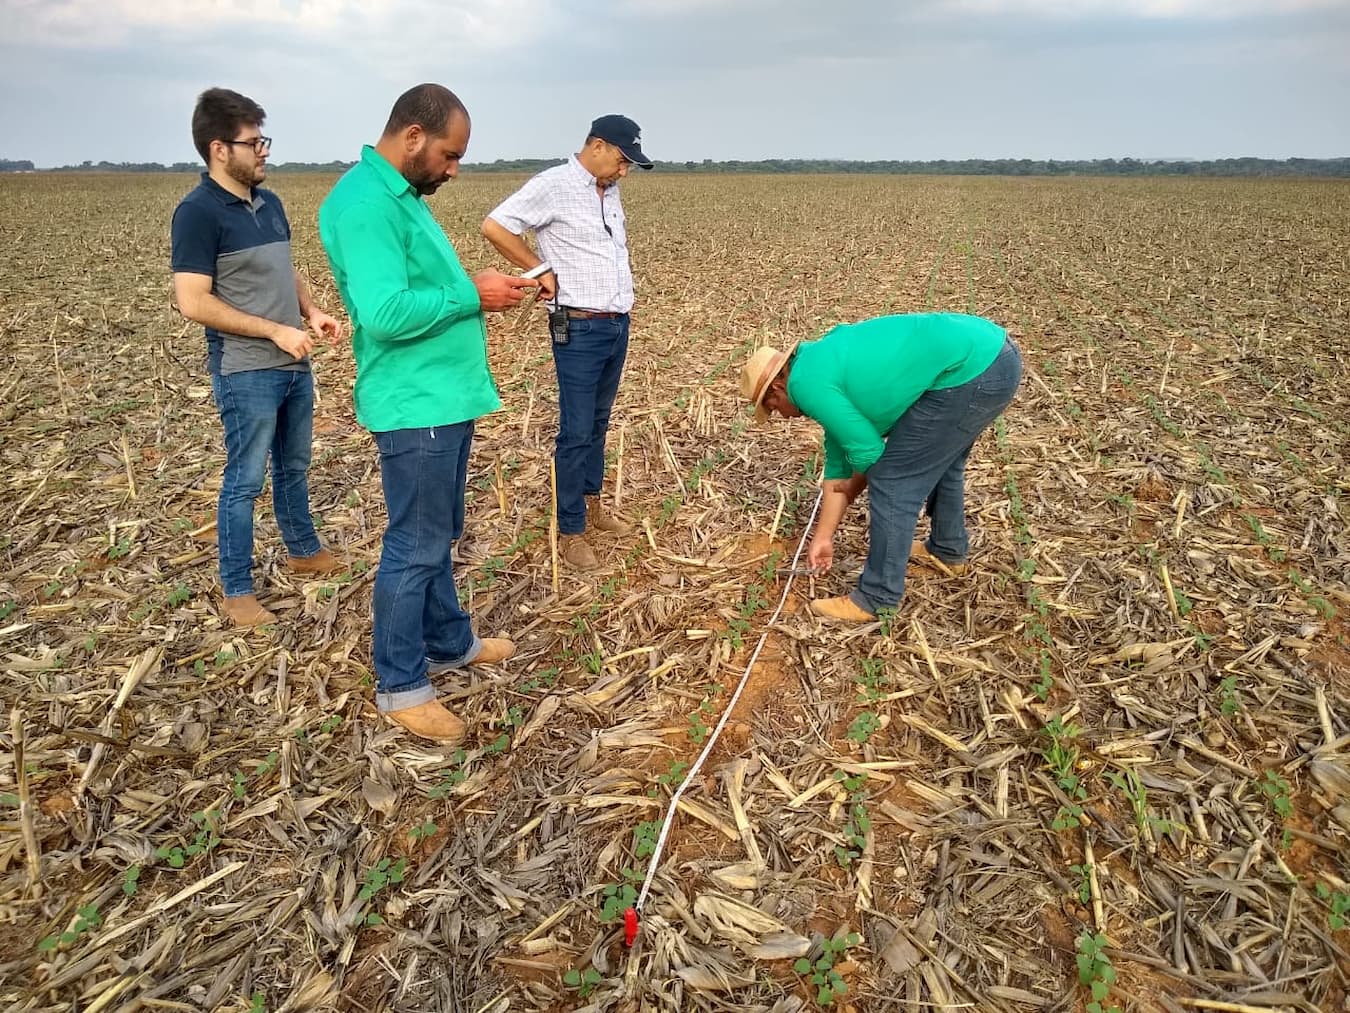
[563,308,628,320]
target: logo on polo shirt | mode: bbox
[272,215,286,237]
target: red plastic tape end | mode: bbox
[623,907,639,947]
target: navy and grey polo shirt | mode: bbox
[170,173,307,376]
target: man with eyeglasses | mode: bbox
[482,115,653,572]
[171,87,346,629]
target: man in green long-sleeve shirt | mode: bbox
[319,83,538,741]
[740,313,1022,622]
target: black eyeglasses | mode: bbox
[221,136,272,154]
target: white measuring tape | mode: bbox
[634,488,824,913]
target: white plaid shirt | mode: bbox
[486,156,635,313]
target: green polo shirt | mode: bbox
[318,146,500,432]
[787,313,1007,479]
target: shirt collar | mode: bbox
[200,171,258,206]
[362,145,418,198]
[566,154,617,192]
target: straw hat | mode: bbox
[739,342,797,423]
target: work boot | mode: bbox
[289,546,346,575]
[470,638,516,666]
[586,495,633,535]
[561,534,602,572]
[427,638,516,676]
[221,594,277,628]
[909,539,969,576]
[808,595,876,624]
[385,700,467,744]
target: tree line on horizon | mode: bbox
[2,156,1348,177]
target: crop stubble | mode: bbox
[0,172,1348,1011]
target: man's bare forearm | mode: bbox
[294,269,317,318]
[814,485,852,540]
[180,290,285,341]
[481,219,541,271]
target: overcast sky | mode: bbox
[2,0,1347,166]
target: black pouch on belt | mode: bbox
[548,307,569,345]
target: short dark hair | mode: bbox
[382,84,468,139]
[191,87,266,164]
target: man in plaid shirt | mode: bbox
[482,115,653,571]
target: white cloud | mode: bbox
[621,0,761,12]
[949,0,1341,17]
[1,0,547,50]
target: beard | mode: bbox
[405,147,447,196]
[225,152,264,189]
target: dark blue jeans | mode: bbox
[372,423,482,712]
[553,315,629,534]
[211,368,322,597]
[852,339,1023,615]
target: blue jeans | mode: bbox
[553,315,629,534]
[372,423,482,712]
[211,369,322,597]
[851,339,1023,615]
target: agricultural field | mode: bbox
[1,170,1348,1013]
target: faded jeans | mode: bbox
[211,368,321,597]
[851,339,1023,615]
[552,314,629,534]
[371,423,482,712]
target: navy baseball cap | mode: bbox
[589,115,653,169]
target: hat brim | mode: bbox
[750,341,798,423]
[619,142,654,169]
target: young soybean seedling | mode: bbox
[358,857,407,926]
[1260,770,1295,849]
[855,658,887,704]
[563,966,603,998]
[600,868,641,922]
[846,711,881,744]
[1075,930,1122,1013]
[832,771,871,869]
[1043,717,1089,830]
[794,932,862,1007]
[1068,864,1092,906]
[656,760,689,789]
[38,904,102,953]
[1315,882,1350,930]
[633,819,662,859]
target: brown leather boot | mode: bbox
[909,539,969,576]
[471,638,516,666]
[385,700,467,744]
[808,595,876,623]
[586,495,633,535]
[426,638,515,676]
[221,594,277,627]
[289,546,346,575]
[560,533,602,571]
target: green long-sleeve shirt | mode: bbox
[787,313,1007,479]
[318,146,501,432]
